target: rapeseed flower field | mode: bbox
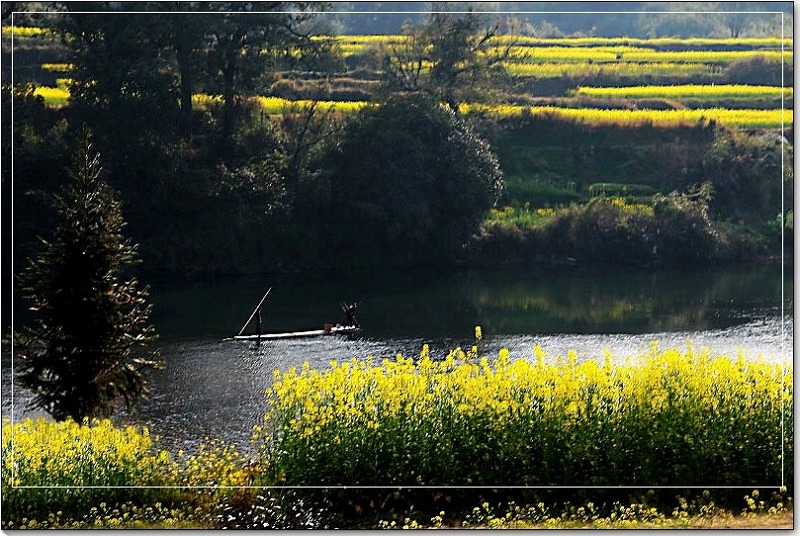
[257,342,791,488]
[461,103,791,128]
[575,83,792,100]
[1,418,249,527]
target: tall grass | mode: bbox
[256,344,791,488]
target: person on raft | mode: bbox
[345,303,360,328]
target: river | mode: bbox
[2,264,793,454]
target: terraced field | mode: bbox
[17,29,791,129]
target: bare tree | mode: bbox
[720,2,749,38]
[382,9,515,112]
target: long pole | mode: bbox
[237,287,272,337]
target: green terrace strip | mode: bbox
[575,84,793,100]
[504,61,722,78]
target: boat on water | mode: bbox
[228,288,362,342]
[232,324,361,341]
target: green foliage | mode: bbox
[8,14,792,276]
[649,183,720,263]
[589,182,657,199]
[503,177,581,206]
[61,7,180,147]
[702,127,788,225]
[198,3,321,143]
[2,83,72,297]
[321,93,502,266]
[474,189,728,266]
[15,129,162,421]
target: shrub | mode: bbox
[473,187,725,266]
[723,56,793,86]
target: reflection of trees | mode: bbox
[149,265,789,340]
[463,266,786,335]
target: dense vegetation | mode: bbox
[2,342,793,528]
[3,4,793,287]
[2,4,793,527]
[328,2,791,39]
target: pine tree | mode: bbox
[16,128,162,421]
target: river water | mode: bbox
[2,264,793,454]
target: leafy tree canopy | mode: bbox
[321,93,503,266]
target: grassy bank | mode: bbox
[484,116,791,265]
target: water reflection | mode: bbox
[149,264,791,340]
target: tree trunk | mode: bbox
[222,55,236,148]
[176,36,193,140]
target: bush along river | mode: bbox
[3,263,792,454]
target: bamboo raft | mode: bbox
[227,287,362,341]
[232,324,361,341]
